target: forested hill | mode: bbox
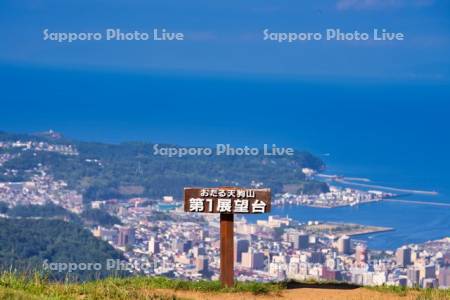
[0,131,328,201]
[0,218,125,281]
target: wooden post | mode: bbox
[184,187,271,287]
[220,213,234,287]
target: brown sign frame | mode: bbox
[184,187,271,214]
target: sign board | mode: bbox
[184,187,271,214]
[184,186,271,287]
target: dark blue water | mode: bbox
[247,202,450,250]
[1,64,449,249]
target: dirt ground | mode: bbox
[155,287,419,300]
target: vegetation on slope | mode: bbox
[6,204,81,223]
[0,131,328,201]
[0,219,124,281]
[3,204,121,227]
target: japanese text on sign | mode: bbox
[184,188,271,214]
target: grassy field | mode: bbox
[0,272,282,300]
[368,285,450,300]
[0,272,449,300]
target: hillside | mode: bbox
[0,130,328,201]
[0,219,125,281]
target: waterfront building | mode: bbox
[420,264,436,280]
[148,236,160,255]
[310,251,325,264]
[396,246,412,267]
[337,235,351,255]
[355,244,368,265]
[242,248,265,270]
[407,266,420,287]
[117,226,135,248]
[234,239,250,264]
[196,255,209,276]
[438,266,450,288]
[293,233,309,250]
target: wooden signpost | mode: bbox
[184,187,271,287]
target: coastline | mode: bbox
[344,226,395,238]
[273,198,383,209]
[304,221,394,238]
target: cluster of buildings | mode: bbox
[0,140,78,156]
[90,198,450,289]
[273,187,395,208]
[0,153,19,166]
[0,138,83,213]
[0,137,448,289]
[92,200,216,279]
[392,240,450,288]
[0,165,83,213]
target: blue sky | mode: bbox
[0,0,449,81]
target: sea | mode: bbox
[1,64,449,250]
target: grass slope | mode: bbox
[1,273,449,300]
[0,273,281,300]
